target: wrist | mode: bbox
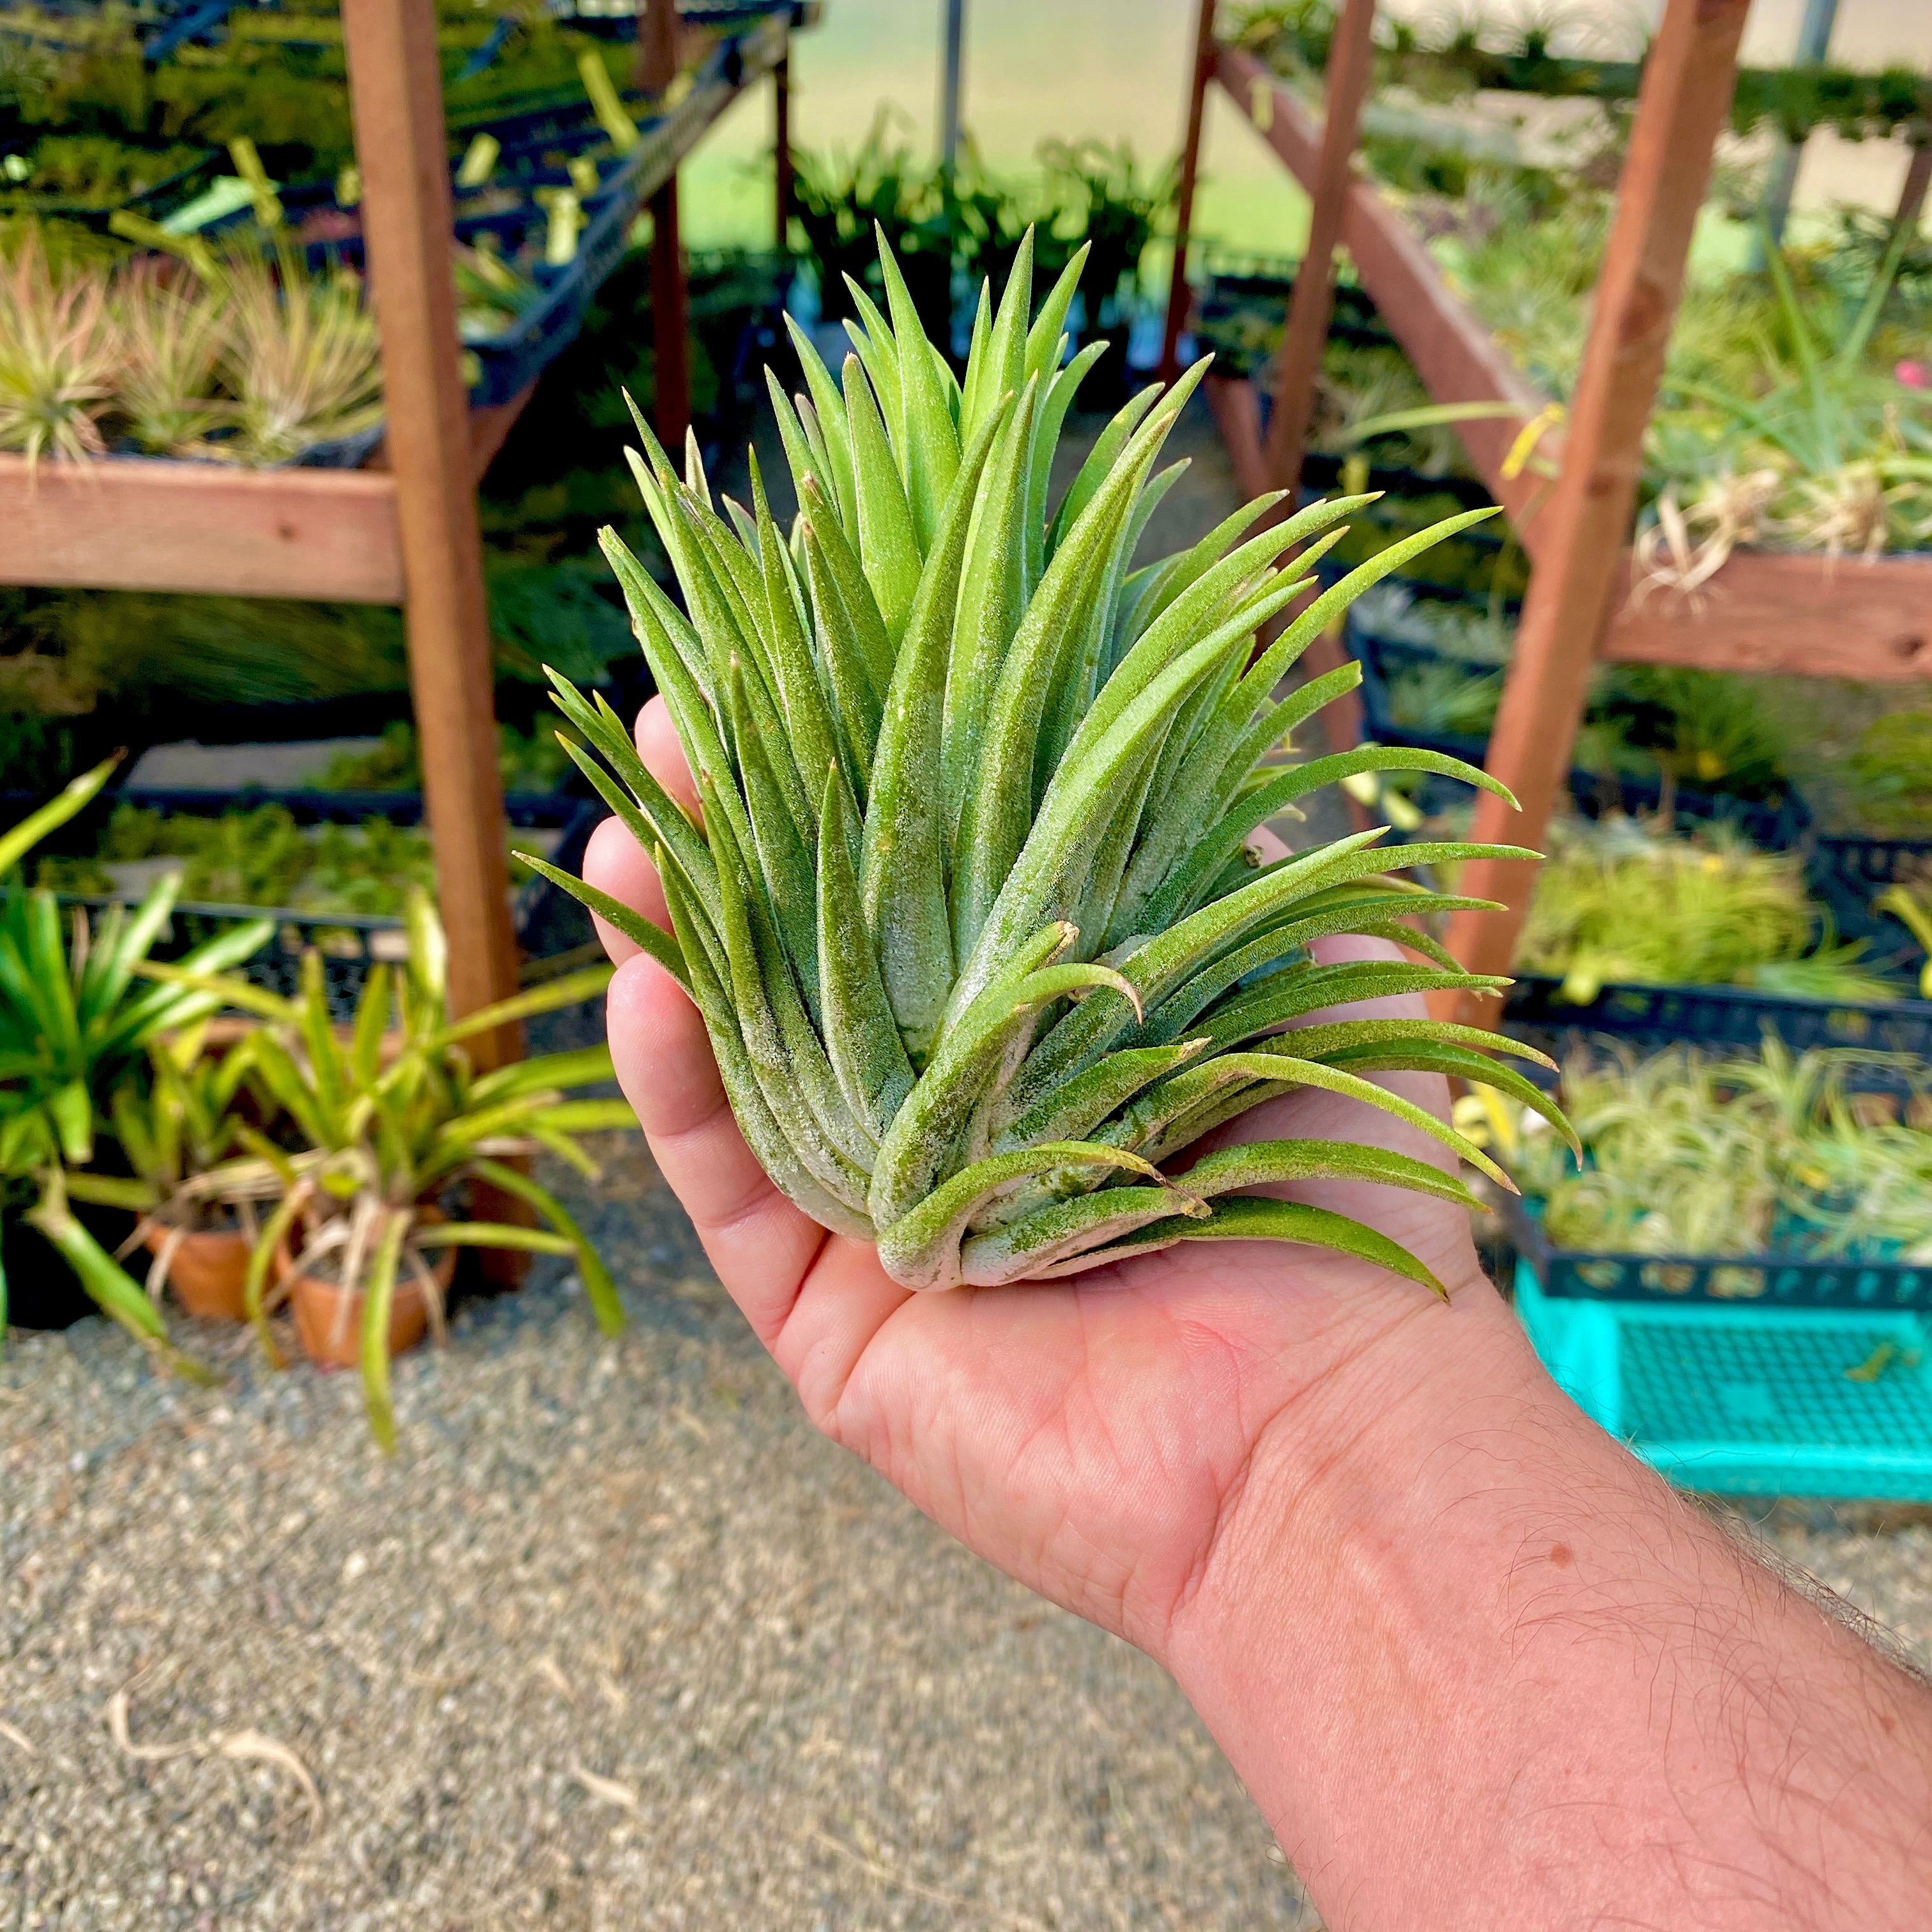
[1159,1269,1932,1930]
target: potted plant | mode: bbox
[152,891,636,1448]
[1,758,272,1366]
[109,1022,280,1322]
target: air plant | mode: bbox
[0,224,119,465]
[1847,707,1932,835]
[1384,657,1502,740]
[213,247,384,466]
[1489,1040,1932,1262]
[532,229,1577,1295]
[111,256,229,454]
[1876,885,1932,1000]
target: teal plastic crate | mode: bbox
[1516,1264,1932,1499]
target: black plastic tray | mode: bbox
[1505,1195,1932,1311]
[1504,974,1932,1063]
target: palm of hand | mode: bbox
[587,697,1494,1661]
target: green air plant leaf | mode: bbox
[547,228,1568,1292]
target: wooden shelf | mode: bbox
[1211,42,1932,689]
[0,458,406,602]
[0,6,792,608]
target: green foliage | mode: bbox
[150,894,635,1446]
[1848,710,1932,836]
[1515,816,1900,1005]
[788,116,1173,341]
[546,229,1574,1294]
[1595,665,1793,801]
[0,760,271,1360]
[36,804,441,916]
[1494,1041,1932,1262]
[0,221,388,465]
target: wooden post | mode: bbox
[641,0,691,450]
[1261,0,1376,500]
[1440,0,1753,1016]
[1158,0,1216,387]
[341,0,521,1068]
[1896,139,1932,238]
[774,48,793,255]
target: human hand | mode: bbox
[581,697,1536,1669]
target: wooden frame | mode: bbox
[0,0,801,1050]
[1166,0,1931,1014]
[1178,27,1932,684]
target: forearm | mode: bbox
[1167,1271,1932,1931]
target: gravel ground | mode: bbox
[10,1103,1932,1932]
[1,1000,1318,1931]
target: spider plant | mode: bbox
[149,893,636,1449]
[1,759,272,1365]
[1491,1040,1932,1262]
[0,223,119,465]
[1515,816,1899,1005]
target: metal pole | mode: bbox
[1755,0,1837,256]
[1158,0,1216,386]
[641,0,691,449]
[341,0,521,1070]
[1441,0,1753,1012]
[940,0,966,172]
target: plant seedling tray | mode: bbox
[1503,973,1932,1066]
[1514,1262,1932,1500]
[1807,833,1932,979]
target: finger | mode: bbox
[635,694,702,819]
[1293,931,1430,1024]
[605,953,827,1344]
[581,815,670,965]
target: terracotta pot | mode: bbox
[284,1211,455,1370]
[144,1223,252,1322]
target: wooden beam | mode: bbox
[1896,138,1932,238]
[1604,548,1932,681]
[343,0,522,1066]
[0,458,404,602]
[641,0,691,449]
[1158,0,1218,387]
[774,47,793,254]
[1216,43,1554,540]
[1441,0,1753,1011]
[1261,0,1377,499]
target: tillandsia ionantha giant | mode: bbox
[529,229,1576,1293]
